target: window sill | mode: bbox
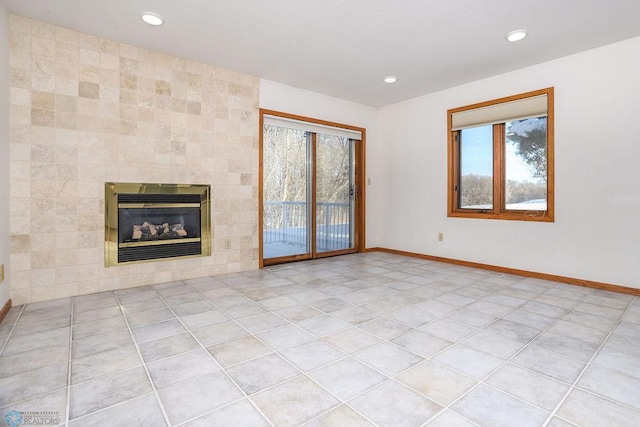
[447,210,554,222]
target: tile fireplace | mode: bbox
[105,183,211,266]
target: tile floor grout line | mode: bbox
[0,304,25,355]
[172,393,276,427]
[231,261,621,425]
[408,292,534,361]
[3,253,638,426]
[378,322,506,425]
[418,407,482,427]
[7,284,492,424]
[554,386,640,418]
[0,305,73,417]
[280,287,490,425]
[176,273,414,426]
[194,271,413,424]
[541,294,640,426]
[200,272,372,422]
[412,282,597,424]
[62,391,162,426]
[125,284,295,359]
[0,386,69,413]
[147,279,278,426]
[64,298,75,426]
[298,377,393,427]
[144,283,250,382]
[112,290,173,427]
[306,267,512,426]
[428,316,579,383]
[349,314,487,427]
[70,273,619,423]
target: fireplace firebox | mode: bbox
[105,183,211,266]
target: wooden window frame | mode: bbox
[447,88,554,222]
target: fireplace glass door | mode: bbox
[105,183,211,266]
[118,206,201,244]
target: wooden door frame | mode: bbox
[259,109,366,268]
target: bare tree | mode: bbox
[461,174,545,206]
[263,126,352,231]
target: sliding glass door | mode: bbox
[262,126,311,259]
[261,112,362,265]
[315,133,355,254]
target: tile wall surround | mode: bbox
[8,15,260,305]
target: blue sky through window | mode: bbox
[461,124,540,182]
[461,125,493,176]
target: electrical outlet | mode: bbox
[367,178,371,185]
[438,233,444,242]
[225,240,232,249]
[0,264,4,281]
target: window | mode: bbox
[448,88,554,221]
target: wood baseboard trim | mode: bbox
[0,299,12,324]
[365,247,640,296]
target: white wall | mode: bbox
[0,1,11,308]
[260,80,380,247]
[377,36,640,288]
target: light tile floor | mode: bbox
[1,252,639,426]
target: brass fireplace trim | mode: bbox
[119,238,202,249]
[118,203,202,209]
[105,182,211,267]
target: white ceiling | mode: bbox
[5,0,640,107]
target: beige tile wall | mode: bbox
[8,15,259,305]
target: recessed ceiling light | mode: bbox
[383,76,397,84]
[506,29,527,42]
[141,12,163,26]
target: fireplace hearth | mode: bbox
[105,183,211,266]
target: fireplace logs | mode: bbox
[132,222,188,241]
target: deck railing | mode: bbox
[264,201,351,252]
